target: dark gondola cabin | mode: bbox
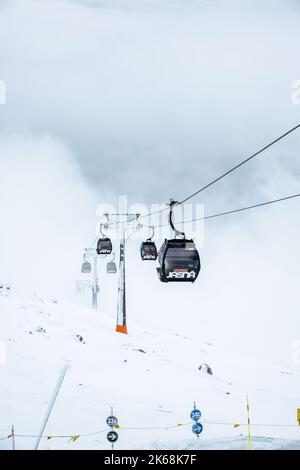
[140,241,158,260]
[97,237,112,255]
[157,239,200,282]
[81,261,92,274]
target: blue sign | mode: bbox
[190,408,201,422]
[192,422,203,436]
[106,416,118,428]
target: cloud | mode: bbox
[0,0,299,205]
[0,133,99,300]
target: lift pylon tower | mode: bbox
[92,253,98,310]
[83,212,140,329]
[112,213,140,334]
[84,248,99,311]
[116,235,127,334]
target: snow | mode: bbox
[0,287,299,450]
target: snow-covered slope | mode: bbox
[0,289,299,450]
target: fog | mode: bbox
[0,133,99,299]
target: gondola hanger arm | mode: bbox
[146,225,155,242]
[168,199,185,239]
[100,223,109,237]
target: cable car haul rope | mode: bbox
[137,123,300,220]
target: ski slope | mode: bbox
[0,288,300,450]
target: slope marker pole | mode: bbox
[246,395,252,450]
[34,363,70,450]
[11,425,15,450]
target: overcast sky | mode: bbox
[1,0,300,205]
[1,0,300,361]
